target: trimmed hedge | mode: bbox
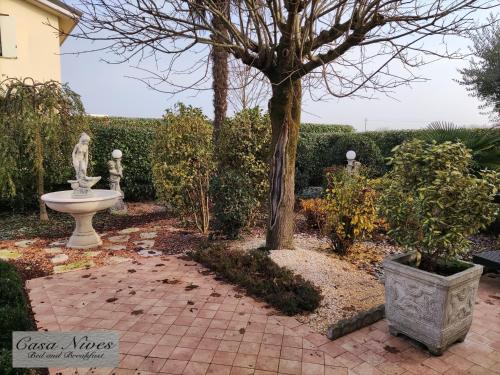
[296,132,386,191]
[301,123,354,134]
[0,261,34,375]
[189,244,322,315]
[88,117,163,201]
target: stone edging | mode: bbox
[326,304,385,340]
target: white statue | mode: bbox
[68,132,100,198]
[108,149,126,213]
[72,132,90,180]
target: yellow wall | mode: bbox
[0,0,62,82]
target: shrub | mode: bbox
[88,117,162,200]
[152,104,214,233]
[324,168,378,253]
[0,78,86,217]
[189,244,322,315]
[379,140,499,268]
[211,170,262,238]
[363,130,420,158]
[212,108,271,237]
[417,122,500,171]
[0,261,33,375]
[300,198,328,233]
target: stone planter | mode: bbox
[383,252,483,355]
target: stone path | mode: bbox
[27,256,500,375]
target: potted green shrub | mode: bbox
[379,140,498,355]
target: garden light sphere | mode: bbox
[346,150,356,160]
[112,149,123,159]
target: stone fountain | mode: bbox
[41,133,120,249]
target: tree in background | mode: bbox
[0,78,85,221]
[227,60,271,112]
[459,16,500,120]
[210,0,230,138]
[74,0,493,249]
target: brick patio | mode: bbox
[26,256,500,375]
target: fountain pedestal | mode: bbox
[68,212,101,248]
[41,190,120,249]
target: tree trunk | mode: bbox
[35,128,49,222]
[211,1,229,139]
[266,78,301,249]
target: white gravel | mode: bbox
[232,232,385,334]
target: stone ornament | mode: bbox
[108,149,127,214]
[69,132,101,198]
[383,252,483,355]
[346,149,361,175]
[41,133,120,249]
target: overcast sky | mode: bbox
[61,5,493,132]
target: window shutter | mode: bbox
[0,15,17,58]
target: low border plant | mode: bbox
[189,244,322,315]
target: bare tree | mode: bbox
[211,0,230,137]
[228,59,271,112]
[73,0,497,249]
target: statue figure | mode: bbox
[68,132,100,198]
[72,132,90,180]
[108,149,127,213]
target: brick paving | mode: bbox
[26,256,500,375]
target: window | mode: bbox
[0,15,17,58]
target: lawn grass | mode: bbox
[189,243,322,315]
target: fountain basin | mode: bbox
[42,190,120,249]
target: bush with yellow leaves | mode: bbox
[324,168,378,254]
[300,198,328,233]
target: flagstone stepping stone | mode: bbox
[108,235,130,243]
[84,251,101,257]
[138,249,162,257]
[140,232,157,239]
[49,240,66,247]
[53,260,94,273]
[106,256,130,265]
[14,239,36,248]
[43,247,63,255]
[0,249,22,260]
[133,240,155,249]
[105,245,127,251]
[50,254,69,265]
[118,227,140,234]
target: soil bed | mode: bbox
[0,203,204,280]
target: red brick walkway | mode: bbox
[27,256,500,375]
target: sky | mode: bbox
[60,5,493,132]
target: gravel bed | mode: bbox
[270,246,384,334]
[230,232,385,334]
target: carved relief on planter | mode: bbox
[445,283,476,327]
[388,275,440,325]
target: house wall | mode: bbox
[0,0,62,82]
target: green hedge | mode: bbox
[89,118,354,201]
[296,132,386,191]
[88,117,163,201]
[2,112,497,210]
[301,123,354,134]
[0,261,34,375]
